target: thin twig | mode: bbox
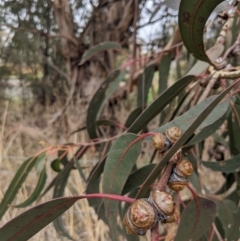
[151,223,160,241]
[197,71,218,104]
[154,149,182,191]
[154,161,174,191]
[222,33,240,59]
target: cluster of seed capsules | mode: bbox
[152,127,194,192]
[122,127,194,236]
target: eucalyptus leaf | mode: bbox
[122,164,156,195]
[14,166,47,208]
[86,69,124,139]
[200,154,240,173]
[216,199,237,239]
[53,161,74,240]
[186,100,230,146]
[0,153,46,219]
[179,0,225,63]
[102,133,142,240]
[159,53,171,94]
[175,198,217,241]
[0,197,79,241]
[128,75,196,133]
[79,42,122,65]
[137,64,154,108]
[147,98,231,139]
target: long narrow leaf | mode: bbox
[186,100,230,146]
[201,154,240,173]
[0,194,133,241]
[102,133,142,240]
[79,42,122,65]
[0,153,45,218]
[14,166,47,208]
[128,75,196,133]
[86,69,124,139]
[53,161,74,240]
[175,198,217,240]
[147,98,231,139]
[137,64,154,108]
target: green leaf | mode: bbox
[86,153,110,224]
[128,75,196,133]
[0,193,133,241]
[0,153,46,219]
[228,114,239,156]
[137,64,154,108]
[179,0,225,63]
[125,108,143,128]
[212,133,228,148]
[216,199,237,239]
[79,42,122,65]
[214,217,225,240]
[232,107,240,152]
[158,53,172,124]
[14,166,47,208]
[176,57,183,79]
[86,140,111,208]
[159,53,172,94]
[148,98,231,139]
[53,162,73,198]
[86,69,124,139]
[39,174,58,198]
[74,157,87,182]
[234,103,240,115]
[0,197,79,241]
[227,207,240,240]
[73,146,89,182]
[169,88,191,122]
[175,198,217,240]
[200,154,240,173]
[137,81,237,198]
[58,150,69,166]
[53,161,74,240]
[102,133,142,241]
[186,100,230,146]
[122,164,156,195]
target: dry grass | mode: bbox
[0,99,112,241]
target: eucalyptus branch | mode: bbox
[222,33,240,59]
[151,223,160,241]
[198,67,240,103]
[153,149,182,191]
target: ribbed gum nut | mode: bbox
[123,214,137,235]
[177,159,193,177]
[165,209,180,223]
[165,127,182,143]
[168,182,186,192]
[150,190,174,216]
[123,199,156,235]
[152,133,165,152]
